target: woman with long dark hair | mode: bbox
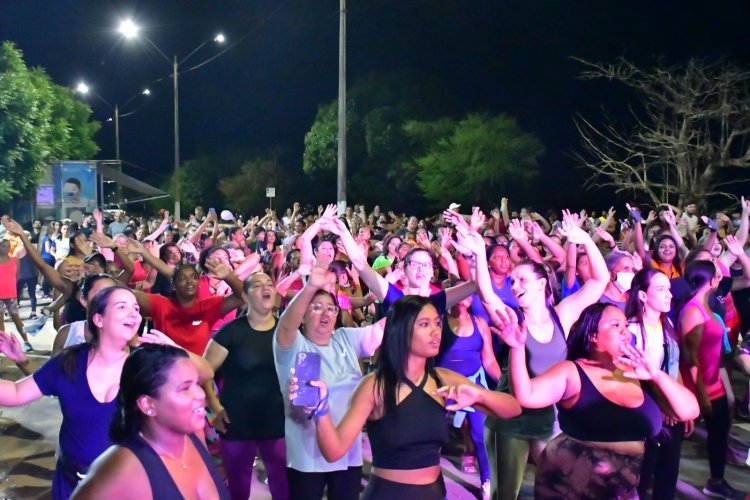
[496,302,698,499]
[625,269,687,499]
[71,344,229,499]
[679,259,739,498]
[291,295,520,499]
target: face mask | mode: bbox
[615,271,635,291]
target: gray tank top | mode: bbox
[524,306,567,376]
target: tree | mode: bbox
[0,42,99,204]
[405,113,544,208]
[574,57,750,208]
[302,71,456,211]
[218,151,291,217]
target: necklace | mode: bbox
[139,432,189,469]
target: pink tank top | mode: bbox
[678,299,726,400]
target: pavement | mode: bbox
[1,288,749,499]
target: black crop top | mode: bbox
[366,372,449,469]
[558,362,662,442]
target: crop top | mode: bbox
[558,363,662,442]
[366,372,449,470]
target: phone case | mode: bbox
[292,352,321,407]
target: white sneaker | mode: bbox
[23,341,33,352]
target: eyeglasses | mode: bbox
[309,302,340,315]
[408,260,433,270]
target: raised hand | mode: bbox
[595,226,615,246]
[662,207,677,226]
[454,225,485,255]
[530,221,545,240]
[416,230,431,249]
[125,238,145,255]
[469,207,487,233]
[434,383,483,412]
[308,258,331,289]
[507,219,528,242]
[742,196,750,216]
[443,209,467,230]
[724,234,744,256]
[615,344,659,380]
[631,251,643,271]
[1,216,23,236]
[0,331,26,364]
[559,219,591,244]
[293,201,300,212]
[204,258,234,280]
[90,232,116,249]
[490,310,526,349]
[93,207,103,223]
[321,203,338,221]
[438,227,453,249]
[644,210,657,225]
[490,208,501,221]
[561,209,581,228]
[139,329,178,347]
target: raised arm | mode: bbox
[2,217,73,296]
[275,258,330,350]
[321,210,389,301]
[202,259,244,315]
[555,220,609,333]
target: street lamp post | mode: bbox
[118,20,225,222]
[75,82,150,203]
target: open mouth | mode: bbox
[261,290,272,300]
[193,407,206,417]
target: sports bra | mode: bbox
[122,433,229,499]
[366,371,449,470]
[558,362,662,442]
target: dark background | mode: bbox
[3,1,750,213]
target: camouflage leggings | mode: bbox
[534,434,643,500]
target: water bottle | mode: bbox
[23,313,49,336]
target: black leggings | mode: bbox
[17,277,37,311]
[704,395,730,480]
[638,421,684,500]
[287,466,361,500]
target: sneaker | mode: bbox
[461,455,476,474]
[702,479,738,499]
[481,480,491,500]
[23,341,33,353]
[29,312,37,320]
[726,447,749,468]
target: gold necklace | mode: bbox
[139,432,188,469]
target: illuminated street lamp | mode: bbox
[118,18,226,221]
[75,81,150,161]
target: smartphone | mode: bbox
[209,207,216,214]
[292,352,321,407]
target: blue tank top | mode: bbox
[123,433,230,499]
[437,315,483,375]
[366,371,449,470]
[558,362,662,442]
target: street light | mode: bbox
[118,18,226,222]
[74,81,150,161]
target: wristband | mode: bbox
[308,394,330,420]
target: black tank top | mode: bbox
[366,372,449,469]
[122,433,230,499]
[558,362,662,442]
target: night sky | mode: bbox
[3,1,750,211]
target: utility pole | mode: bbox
[173,56,181,222]
[336,0,347,215]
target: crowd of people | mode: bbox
[0,196,748,499]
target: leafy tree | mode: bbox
[0,42,99,204]
[405,113,544,208]
[218,151,291,217]
[302,71,455,211]
[574,57,750,208]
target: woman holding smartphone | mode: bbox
[273,258,386,500]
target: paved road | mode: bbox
[1,291,749,499]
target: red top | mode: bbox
[147,294,224,355]
[0,259,17,298]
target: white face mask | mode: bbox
[615,271,635,291]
